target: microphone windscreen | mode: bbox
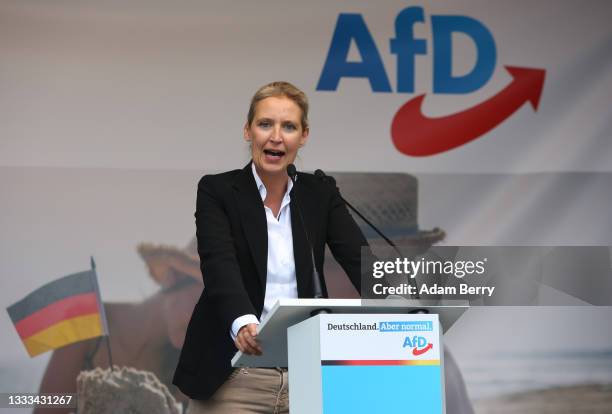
[286,164,298,180]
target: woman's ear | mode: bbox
[300,127,310,147]
[243,122,251,142]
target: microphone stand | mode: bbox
[314,169,422,302]
[287,165,327,307]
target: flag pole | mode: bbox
[90,256,115,371]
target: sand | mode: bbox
[76,366,182,414]
[474,383,612,414]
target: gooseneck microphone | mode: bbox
[287,164,325,299]
[314,169,402,255]
[314,169,421,300]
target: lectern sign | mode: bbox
[288,313,445,414]
[321,316,440,363]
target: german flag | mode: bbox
[7,267,108,357]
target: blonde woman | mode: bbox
[174,81,368,413]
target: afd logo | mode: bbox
[403,335,433,356]
[317,7,546,156]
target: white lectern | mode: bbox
[232,299,468,414]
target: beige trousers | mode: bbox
[187,368,289,414]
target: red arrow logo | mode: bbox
[391,66,546,157]
[412,343,433,356]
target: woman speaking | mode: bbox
[173,81,368,413]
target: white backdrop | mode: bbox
[1,0,611,173]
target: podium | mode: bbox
[232,299,468,414]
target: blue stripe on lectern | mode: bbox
[321,365,442,414]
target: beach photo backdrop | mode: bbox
[2,1,612,412]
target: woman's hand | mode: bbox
[235,323,263,355]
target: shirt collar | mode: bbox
[251,162,293,204]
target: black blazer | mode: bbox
[173,163,367,399]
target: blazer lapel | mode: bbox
[232,163,268,289]
[290,178,315,297]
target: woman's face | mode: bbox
[244,96,309,177]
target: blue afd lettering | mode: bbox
[390,7,427,93]
[432,15,496,93]
[403,336,428,348]
[316,14,392,92]
[317,7,497,94]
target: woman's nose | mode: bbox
[270,126,283,142]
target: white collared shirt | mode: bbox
[230,163,298,340]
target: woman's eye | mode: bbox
[258,121,271,128]
[283,123,297,131]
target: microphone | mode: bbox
[286,164,298,182]
[314,169,421,300]
[314,169,401,254]
[287,164,324,299]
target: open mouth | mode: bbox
[263,149,286,159]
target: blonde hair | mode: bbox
[247,81,309,130]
